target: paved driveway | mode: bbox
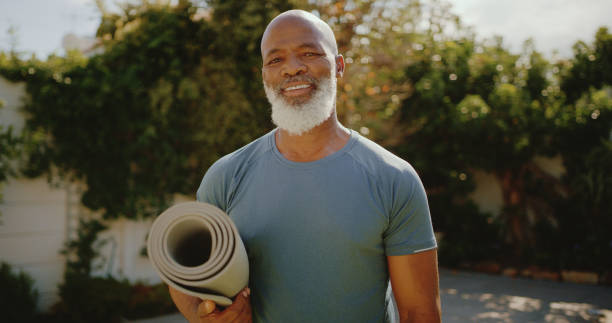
[131,268,612,322]
[440,268,612,322]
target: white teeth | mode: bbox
[285,84,310,91]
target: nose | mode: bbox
[282,55,307,77]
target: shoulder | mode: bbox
[207,130,274,177]
[346,132,427,215]
[348,132,421,185]
[196,130,274,206]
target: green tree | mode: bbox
[561,27,612,103]
[0,99,20,217]
[391,24,612,264]
[4,0,293,220]
[0,262,39,323]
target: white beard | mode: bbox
[264,73,336,136]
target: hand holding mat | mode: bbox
[147,202,249,306]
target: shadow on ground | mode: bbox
[440,268,612,322]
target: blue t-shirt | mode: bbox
[197,129,436,322]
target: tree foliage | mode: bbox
[383,20,612,264]
[561,27,612,103]
[1,0,292,219]
[0,262,38,323]
[0,93,21,217]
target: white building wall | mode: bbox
[0,177,70,310]
[0,177,162,311]
[95,218,160,284]
[0,76,161,311]
[0,76,26,130]
[1,77,69,310]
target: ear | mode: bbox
[335,54,345,78]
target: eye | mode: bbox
[304,52,319,57]
[267,57,281,65]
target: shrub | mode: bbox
[48,273,176,323]
[52,273,131,323]
[123,283,176,320]
[434,196,504,267]
[0,262,39,323]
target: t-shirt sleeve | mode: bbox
[383,167,437,255]
[196,155,232,212]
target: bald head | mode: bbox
[261,10,338,56]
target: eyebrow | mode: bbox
[264,42,322,59]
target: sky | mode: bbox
[451,0,612,58]
[0,0,611,59]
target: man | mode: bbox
[170,9,441,323]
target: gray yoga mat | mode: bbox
[147,201,249,306]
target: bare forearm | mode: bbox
[388,250,442,323]
[399,307,441,323]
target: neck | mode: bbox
[275,111,350,162]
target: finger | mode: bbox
[230,297,252,323]
[197,299,217,317]
[219,289,250,322]
[238,286,250,298]
[234,292,253,323]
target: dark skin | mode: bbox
[168,286,251,323]
[261,12,349,162]
[388,251,441,322]
[170,10,441,323]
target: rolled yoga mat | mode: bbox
[147,201,249,306]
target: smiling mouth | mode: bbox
[281,83,314,98]
[284,84,311,91]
